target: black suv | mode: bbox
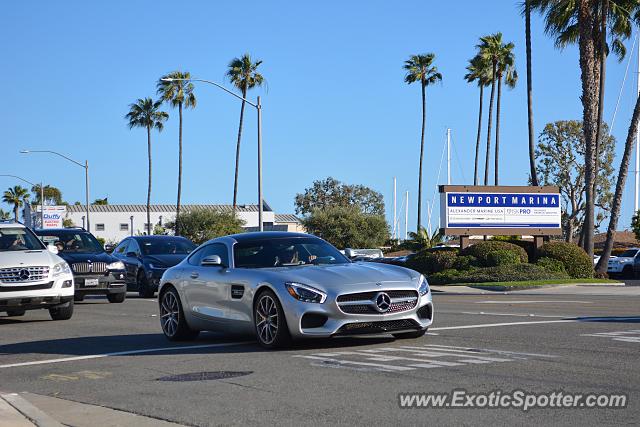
[34,228,127,303]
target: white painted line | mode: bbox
[425,344,558,358]
[458,311,569,318]
[294,355,415,371]
[430,319,576,330]
[0,341,253,369]
[476,300,591,304]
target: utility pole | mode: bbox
[405,191,409,241]
[392,177,397,240]
[635,40,640,213]
[447,128,451,185]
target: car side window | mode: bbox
[188,243,229,267]
[128,240,141,256]
[115,240,130,255]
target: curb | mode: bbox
[0,393,63,427]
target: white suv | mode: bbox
[0,221,75,320]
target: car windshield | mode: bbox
[138,238,196,255]
[0,227,45,252]
[618,249,638,258]
[37,231,104,253]
[234,237,350,268]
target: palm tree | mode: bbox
[464,55,492,185]
[524,0,540,186]
[530,0,637,257]
[493,45,517,185]
[3,185,29,221]
[227,54,265,211]
[157,71,196,236]
[404,53,442,232]
[0,209,10,220]
[126,97,169,235]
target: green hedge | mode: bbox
[429,263,569,286]
[406,249,459,275]
[537,241,593,279]
[461,241,529,266]
[486,250,521,266]
[535,256,567,275]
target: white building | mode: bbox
[64,203,302,243]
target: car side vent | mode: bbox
[231,285,244,299]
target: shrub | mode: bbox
[535,256,567,275]
[407,249,458,275]
[166,210,245,245]
[537,241,593,279]
[452,255,477,271]
[428,263,569,285]
[302,206,389,249]
[462,241,528,266]
[486,250,520,267]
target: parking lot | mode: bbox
[0,288,638,426]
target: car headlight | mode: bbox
[418,274,430,296]
[52,261,71,278]
[107,261,125,270]
[285,282,327,303]
[149,263,166,270]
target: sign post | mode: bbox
[439,185,562,250]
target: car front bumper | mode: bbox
[75,270,127,295]
[0,274,75,311]
[280,290,434,339]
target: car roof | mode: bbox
[226,231,316,243]
[0,221,25,229]
[132,235,191,241]
[34,228,87,233]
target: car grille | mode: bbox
[0,281,55,292]
[0,266,50,283]
[337,290,418,315]
[72,262,108,274]
[335,319,421,335]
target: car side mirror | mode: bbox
[126,251,138,258]
[344,248,355,259]
[201,255,224,267]
[47,244,58,255]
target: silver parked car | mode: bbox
[158,232,433,348]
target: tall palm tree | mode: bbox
[3,185,29,221]
[126,97,169,235]
[0,209,10,220]
[524,0,540,186]
[493,45,517,185]
[464,55,492,185]
[404,53,442,232]
[157,71,196,236]
[531,0,637,257]
[227,54,265,212]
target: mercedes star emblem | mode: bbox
[18,269,30,281]
[374,292,391,313]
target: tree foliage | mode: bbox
[166,210,245,245]
[301,206,389,249]
[31,184,63,206]
[536,120,615,242]
[295,177,385,216]
[2,185,30,220]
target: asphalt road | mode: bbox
[1,291,638,426]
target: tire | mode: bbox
[137,271,155,298]
[159,287,199,341]
[107,292,126,303]
[49,300,74,321]
[623,266,634,279]
[393,329,427,340]
[74,294,84,302]
[6,309,26,317]
[253,289,291,349]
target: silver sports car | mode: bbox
[158,232,433,348]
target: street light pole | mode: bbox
[161,77,264,231]
[0,174,43,227]
[20,150,90,231]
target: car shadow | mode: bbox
[0,332,398,357]
[574,316,640,323]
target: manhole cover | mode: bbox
[156,371,253,382]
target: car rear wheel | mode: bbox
[393,329,427,339]
[49,300,74,321]
[623,266,634,279]
[159,287,199,341]
[137,272,154,298]
[254,289,291,349]
[107,292,126,303]
[6,309,26,317]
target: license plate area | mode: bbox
[84,278,99,287]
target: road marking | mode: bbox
[581,329,640,343]
[295,344,553,373]
[0,341,253,369]
[430,319,576,330]
[458,311,569,318]
[41,371,112,382]
[476,300,591,304]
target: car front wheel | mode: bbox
[137,271,155,298]
[49,300,74,321]
[107,292,126,303]
[159,287,199,341]
[6,309,26,317]
[254,289,291,349]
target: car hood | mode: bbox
[0,249,63,267]
[145,254,188,268]
[260,262,420,292]
[58,252,116,264]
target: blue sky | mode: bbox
[1,1,639,232]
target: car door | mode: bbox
[182,243,238,325]
[123,239,142,283]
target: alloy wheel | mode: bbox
[160,291,180,337]
[255,294,279,345]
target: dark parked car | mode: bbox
[34,228,127,303]
[111,235,196,297]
